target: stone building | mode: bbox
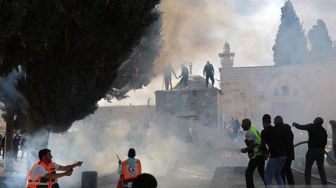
[219,41,336,125]
[155,75,220,127]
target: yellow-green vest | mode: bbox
[249,126,262,159]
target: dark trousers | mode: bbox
[281,158,295,185]
[13,146,18,161]
[245,155,265,188]
[180,76,188,88]
[164,77,172,90]
[205,74,214,88]
[305,148,327,185]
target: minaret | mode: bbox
[219,41,235,67]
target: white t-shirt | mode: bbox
[245,131,256,143]
[31,163,60,180]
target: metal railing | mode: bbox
[293,140,336,184]
[294,140,336,165]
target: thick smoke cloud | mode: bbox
[3,108,243,188]
[105,0,336,106]
[106,17,162,100]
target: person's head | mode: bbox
[274,116,283,126]
[313,117,324,126]
[262,114,271,127]
[38,148,52,163]
[133,173,157,188]
[241,118,251,131]
[207,61,210,64]
[128,148,136,158]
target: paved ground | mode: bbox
[210,166,336,188]
[1,144,336,187]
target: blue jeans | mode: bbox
[265,155,286,187]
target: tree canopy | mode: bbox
[273,0,308,66]
[308,19,335,64]
[0,0,161,133]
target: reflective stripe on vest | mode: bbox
[249,127,262,158]
[122,159,141,181]
[27,161,58,188]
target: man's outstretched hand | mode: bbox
[73,161,83,168]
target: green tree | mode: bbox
[308,19,334,64]
[273,0,309,65]
[0,0,161,139]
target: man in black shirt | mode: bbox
[293,117,328,185]
[203,61,214,88]
[274,116,295,185]
[261,114,286,187]
[178,64,189,89]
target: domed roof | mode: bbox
[187,75,208,89]
[173,75,219,89]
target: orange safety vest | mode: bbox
[121,159,141,181]
[27,161,59,188]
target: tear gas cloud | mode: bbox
[45,108,241,187]
[105,0,336,106]
[3,0,336,187]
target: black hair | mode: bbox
[128,148,136,158]
[314,117,324,125]
[274,116,283,126]
[242,118,251,128]
[262,114,271,124]
[133,173,157,188]
[38,148,51,160]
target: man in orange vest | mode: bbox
[27,148,83,188]
[117,148,142,188]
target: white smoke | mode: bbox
[40,108,244,187]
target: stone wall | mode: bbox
[219,63,336,124]
[155,88,220,127]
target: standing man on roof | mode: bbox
[203,61,215,88]
[27,148,83,188]
[163,63,177,90]
[178,64,189,89]
[241,118,265,188]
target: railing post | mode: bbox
[331,121,336,157]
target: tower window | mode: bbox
[282,85,289,96]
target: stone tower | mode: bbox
[219,41,235,67]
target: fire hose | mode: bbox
[293,141,336,184]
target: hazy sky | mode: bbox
[99,0,336,106]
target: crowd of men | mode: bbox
[163,61,215,90]
[0,132,26,161]
[241,114,328,187]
